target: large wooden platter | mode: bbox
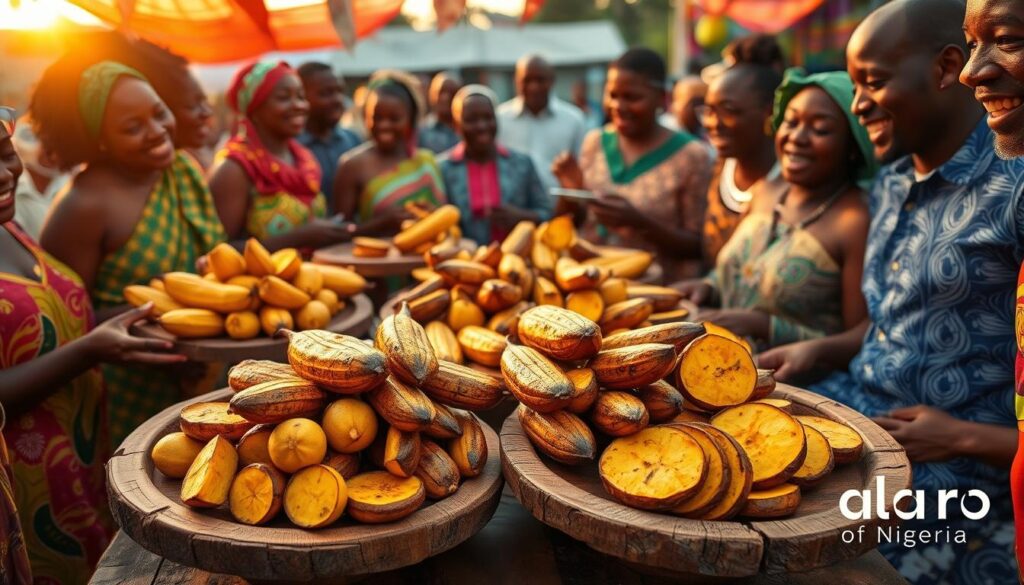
[131,293,373,363]
[501,384,911,578]
[313,239,476,278]
[107,389,504,583]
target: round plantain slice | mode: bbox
[676,334,757,411]
[598,426,707,510]
[753,398,793,413]
[791,424,835,488]
[284,464,348,529]
[180,402,256,442]
[740,483,801,518]
[795,415,864,464]
[692,423,753,520]
[711,403,806,490]
[346,471,426,523]
[666,423,731,518]
[229,463,286,526]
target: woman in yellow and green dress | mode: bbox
[333,70,448,237]
[209,60,355,250]
[32,59,226,445]
[0,107,185,584]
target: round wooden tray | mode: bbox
[131,294,373,364]
[500,384,911,578]
[107,389,505,583]
[312,239,476,278]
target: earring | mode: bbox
[764,118,773,136]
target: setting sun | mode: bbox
[0,0,102,30]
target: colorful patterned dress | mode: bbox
[0,223,114,585]
[710,213,844,349]
[93,152,226,445]
[220,120,327,240]
[358,149,447,223]
[579,128,711,282]
[1015,263,1024,584]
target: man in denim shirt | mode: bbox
[297,62,361,212]
[760,1,1022,582]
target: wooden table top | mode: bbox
[91,488,908,585]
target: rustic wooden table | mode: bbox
[91,488,908,585]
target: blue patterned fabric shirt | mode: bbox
[814,119,1024,532]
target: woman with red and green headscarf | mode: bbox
[210,60,355,250]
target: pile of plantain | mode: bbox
[503,302,865,520]
[124,238,366,340]
[149,307,494,529]
[349,203,463,258]
[395,213,691,370]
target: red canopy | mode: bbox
[66,0,404,62]
[696,0,825,34]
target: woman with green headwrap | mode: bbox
[333,70,447,236]
[31,58,227,445]
[679,68,878,353]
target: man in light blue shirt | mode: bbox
[497,55,587,193]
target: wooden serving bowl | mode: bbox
[500,384,911,578]
[107,389,504,583]
[131,293,374,364]
[312,239,477,278]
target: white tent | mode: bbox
[190,21,625,93]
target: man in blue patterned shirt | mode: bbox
[760,1,1022,582]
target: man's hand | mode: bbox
[872,405,968,462]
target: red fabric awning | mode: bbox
[695,0,825,34]
[66,0,404,62]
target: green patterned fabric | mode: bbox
[710,213,844,349]
[93,151,226,444]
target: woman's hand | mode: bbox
[756,339,824,382]
[551,152,584,189]
[356,206,415,236]
[699,308,770,340]
[81,303,186,365]
[292,216,357,248]
[591,194,649,230]
[672,279,715,305]
[871,406,969,462]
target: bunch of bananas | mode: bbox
[123,239,366,340]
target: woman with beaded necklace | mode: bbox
[679,69,876,353]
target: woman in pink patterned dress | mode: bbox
[0,109,184,584]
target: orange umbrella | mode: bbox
[696,0,825,34]
[65,0,405,63]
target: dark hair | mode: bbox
[29,53,98,169]
[611,47,667,88]
[297,62,334,82]
[372,82,419,126]
[80,32,194,111]
[722,35,785,107]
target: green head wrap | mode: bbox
[772,68,878,189]
[78,61,147,140]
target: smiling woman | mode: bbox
[30,55,227,444]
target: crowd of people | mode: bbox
[0,0,1023,583]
